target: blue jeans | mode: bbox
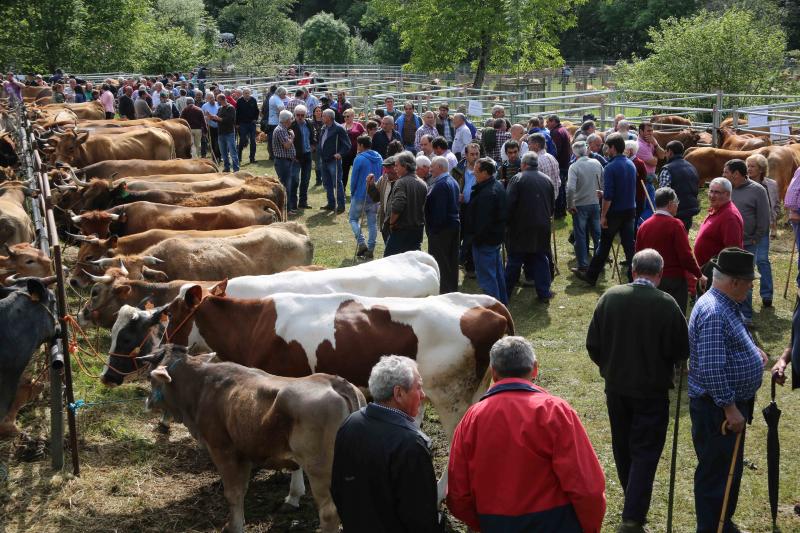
[741,235,773,320]
[274,158,297,211]
[349,197,378,250]
[505,251,552,299]
[237,122,257,162]
[321,158,345,210]
[472,243,508,304]
[217,132,239,172]
[297,153,312,206]
[555,169,567,217]
[572,203,601,269]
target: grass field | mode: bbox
[2,144,799,532]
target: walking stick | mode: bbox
[717,421,744,533]
[551,217,560,276]
[666,363,685,533]
[640,179,656,213]
[352,188,369,262]
[611,241,622,281]
[784,237,796,299]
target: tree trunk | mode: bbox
[473,35,492,89]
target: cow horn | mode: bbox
[141,256,164,265]
[134,352,165,366]
[82,270,113,283]
[3,273,19,285]
[90,258,116,267]
[68,168,89,186]
[119,260,129,277]
[56,183,78,191]
[65,232,93,243]
[69,210,83,223]
[107,213,120,221]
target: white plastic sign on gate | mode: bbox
[467,100,483,117]
[771,120,790,142]
[747,107,769,129]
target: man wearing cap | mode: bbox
[688,247,766,533]
[367,155,400,245]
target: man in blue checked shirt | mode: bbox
[688,247,766,533]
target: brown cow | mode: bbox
[72,118,193,158]
[43,129,175,167]
[0,243,53,284]
[22,86,53,100]
[718,128,771,151]
[42,100,105,120]
[0,374,45,439]
[73,158,218,179]
[70,198,281,237]
[141,343,365,533]
[650,115,692,129]
[685,145,800,194]
[652,129,701,149]
[0,181,35,246]
[120,176,244,192]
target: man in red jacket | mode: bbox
[694,177,744,269]
[447,336,606,532]
[636,187,704,313]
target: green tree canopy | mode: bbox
[616,8,787,94]
[299,12,352,64]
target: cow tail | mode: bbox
[170,140,176,160]
[329,376,366,414]
[488,301,515,336]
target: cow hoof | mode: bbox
[154,422,170,435]
[280,500,300,512]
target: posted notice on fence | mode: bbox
[467,100,483,117]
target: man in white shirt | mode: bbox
[452,113,472,159]
[501,124,529,163]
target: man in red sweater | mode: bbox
[636,187,704,313]
[447,336,606,532]
[694,177,744,270]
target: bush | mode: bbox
[300,12,351,64]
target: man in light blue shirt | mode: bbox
[267,86,287,160]
[200,93,220,160]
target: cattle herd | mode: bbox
[0,98,515,531]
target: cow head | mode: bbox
[68,210,121,238]
[77,270,138,328]
[70,253,166,290]
[101,303,169,387]
[45,129,89,166]
[140,344,216,416]
[161,282,227,346]
[0,131,18,167]
[0,243,53,282]
[676,129,701,149]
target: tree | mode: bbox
[160,0,209,37]
[299,12,351,64]
[616,9,787,95]
[368,0,583,87]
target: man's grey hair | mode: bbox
[421,134,433,144]
[453,112,466,123]
[710,176,732,193]
[490,336,536,378]
[624,139,639,157]
[618,119,631,130]
[520,151,538,167]
[279,110,293,123]
[713,268,732,284]
[322,108,335,120]
[416,155,432,168]
[572,141,588,158]
[294,104,307,116]
[395,150,417,173]
[276,86,287,97]
[368,355,417,402]
[654,187,677,208]
[491,104,505,115]
[586,133,602,145]
[632,248,664,276]
[430,155,448,173]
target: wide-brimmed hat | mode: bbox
[382,156,396,166]
[709,247,755,280]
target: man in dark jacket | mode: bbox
[373,116,402,159]
[318,108,351,213]
[235,88,260,164]
[505,152,555,302]
[465,157,508,304]
[657,140,700,231]
[118,85,135,120]
[385,151,428,256]
[586,248,688,533]
[425,156,461,293]
[289,104,317,209]
[331,355,441,533]
[547,114,572,218]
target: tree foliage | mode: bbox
[616,9,787,94]
[218,0,300,71]
[299,12,352,64]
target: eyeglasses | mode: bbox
[708,189,728,195]
[296,113,306,117]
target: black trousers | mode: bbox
[428,226,460,293]
[384,226,423,257]
[586,209,635,283]
[659,276,688,316]
[207,127,220,160]
[606,392,669,524]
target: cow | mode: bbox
[73,158,218,179]
[69,118,193,158]
[652,129,701,149]
[113,172,252,184]
[69,198,281,238]
[42,128,175,167]
[80,251,440,328]
[22,86,53,100]
[0,129,18,167]
[0,243,53,283]
[650,115,692,129]
[0,374,44,438]
[104,288,515,500]
[69,222,313,288]
[42,100,105,120]
[685,145,800,194]
[119,176,244,192]
[138,343,365,533]
[0,278,56,432]
[0,181,35,246]
[718,128,771,151]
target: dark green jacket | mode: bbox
[464,176,507,247]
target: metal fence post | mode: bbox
[713,90,722,148]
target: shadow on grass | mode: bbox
[304,211,338,228]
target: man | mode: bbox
[637,122,665,182]
[500,124,529,163]
[574,133,637,286]
[118,85,136,120]
[606,114,626,135]
[586,133,608,167]
[528,116,557,157]
[350,135,382,259]
[416,155,433,188]
[587,249,688,533]
[332,355,440,532]
[694,177,744,270]
[373,116,402,159]
[573,120,596,142]
[688,247,766,533]
[425,156,461,293]
[635,188,704,314]
[491,104,512,130]
[418,134,435,159]
[546,114,571,218]
[318,109,351,213]
[528,133,560,198]
[431,136,457,171]
[451,113,472,159]
[272,110,297,213]
[396,102,422,153]
[448,336,606,533]
[452,142,481,278]
[200,92,220,160]
[726,158,771,324]
[286,88,305,113]
[266,86,287,160]
[179,97,206,158]
[382,95,401,121]
[465,157,508,304]
[498,140,522,187]
[657,141,700,231]
[486,119,511,165]
[134,88,153,119]
[414,111,439,154]
[567,141,603,274]
[209,94,238,172]
[505,152,555,302]
[290,105,316,210]
[435,103,454,146]
[617,120,637,141]
[384,151,427,256]
[368,156,400,245]
[235,88,259,164]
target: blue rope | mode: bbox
[68,397,144,413]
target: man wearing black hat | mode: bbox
[687,247,767,533]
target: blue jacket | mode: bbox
[425,173,461,235]
[395,114,422,134]
[603,155,637,212]
[319,122,351,161]
[351,150,383,201]
[528,127,557,158]
[465,119,477,139]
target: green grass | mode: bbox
[2,143,799,532]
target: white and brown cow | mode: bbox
[139,344,365,533]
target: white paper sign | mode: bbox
[771,120,790,142]
[467,100,483,117]
[746,107,769,129]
